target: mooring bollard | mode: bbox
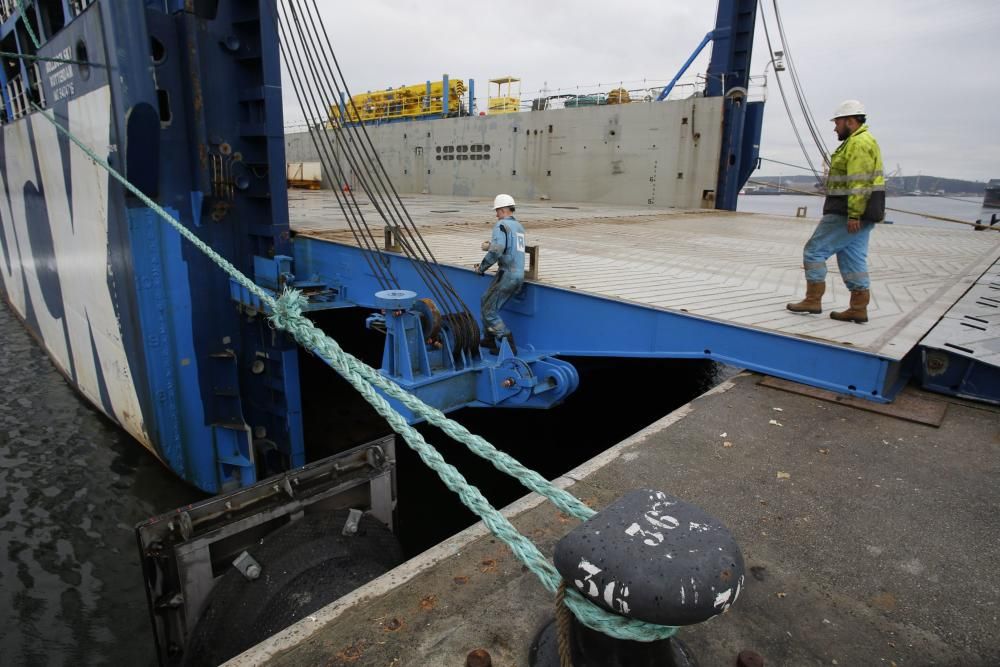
[529,489,745,666]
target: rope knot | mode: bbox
[270,287,308,330]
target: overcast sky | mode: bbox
[282,1,1000,182]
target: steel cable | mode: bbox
[292,0,481,350]
[759,4,822,183]
[276,5,398,290]
[279,1,469,342]
[772,0,830,167]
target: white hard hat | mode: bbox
[493,194,516,210]
[830,99,865,120]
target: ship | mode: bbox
[0,0,762,497]
[3,1,999,665]
[985,179,1000,208]
[0,1,762,493]
[0,0,765,659]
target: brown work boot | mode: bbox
[786,281,826,314]
[830,289,870,323]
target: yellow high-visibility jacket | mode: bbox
[823,124,886,222]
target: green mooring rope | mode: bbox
[16,0,41,50]
[0,50,92,67]
[31,103,677,643]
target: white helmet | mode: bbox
[830,99,865,120]
[493,193,516,210]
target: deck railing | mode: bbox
[6,74,27,120]
[0,0,18,23]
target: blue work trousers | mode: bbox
[803,214,874,290]
[481,270,522,337]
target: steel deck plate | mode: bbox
[289,192,1000,362]
[919,259,1000,368]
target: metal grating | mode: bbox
[917,259,1000,402]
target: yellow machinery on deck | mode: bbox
[331,77,467,124]
[488,76,520,114]
[286,162,322,190]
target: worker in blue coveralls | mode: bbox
[786,99,885,323]
[475,194,526,354]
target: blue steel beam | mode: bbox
[705,0,758,97]
[111,1,306,493]
[29,0,45,42]
[362,291,579,421]
[296,238,900,402]
[705,0,761,210]
[0,52,11,120]
[656,31,714,102]
[442,72,449,119]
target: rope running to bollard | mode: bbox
[31,103,678,643]
[556,582,575,667]
[758,156,986,204]
[746,178,1000,230]
[0,50,95,66]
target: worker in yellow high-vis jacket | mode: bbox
[787,100,886,323]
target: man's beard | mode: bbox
[837,126,851,141]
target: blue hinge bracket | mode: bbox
[229,254,352,314]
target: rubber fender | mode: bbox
[182,509,402,666]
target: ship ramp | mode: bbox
[288,191,1000,402]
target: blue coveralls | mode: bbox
[478,215,526,339]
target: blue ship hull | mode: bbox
[0,0,768,495]
[0,1,302,493]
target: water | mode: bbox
[0,301,202,666]
[738,193,996,231]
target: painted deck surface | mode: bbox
[289,191,1000,361]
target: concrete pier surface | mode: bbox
[230,372,999,666]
